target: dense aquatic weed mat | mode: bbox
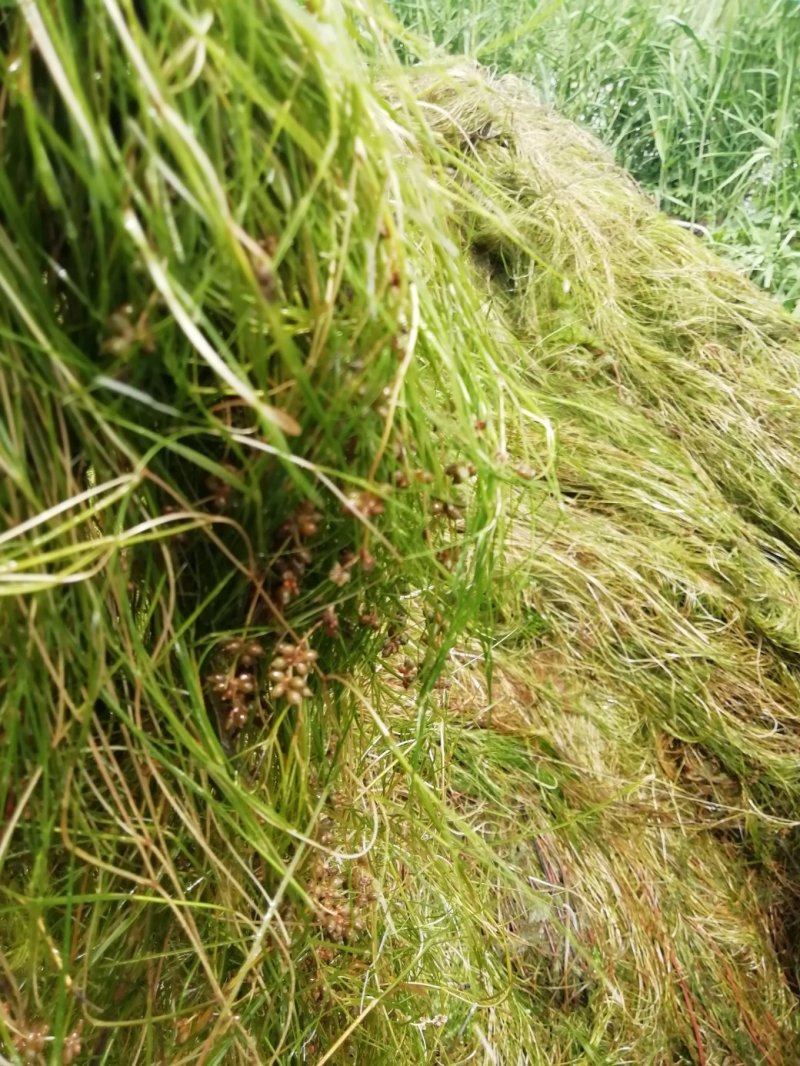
[1,5,800,1063]
[406,62,800,790]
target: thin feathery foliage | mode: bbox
[2,2,800,1065]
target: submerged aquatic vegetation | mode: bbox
[2,1,800,1063]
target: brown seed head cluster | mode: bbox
[430,498,462,521]
[514,462,536,480]
[270,547,312,605]
[382,626,408,658]
[436,546,460,572]
[328,545,376,588]
[322,606,339,637]
[62,1026,83,1065]
[207,639,264,732]
[13,1021,50,1063]
[269,641,318,706]
[328,560,351,587]
[397,657,417,689]
[445,461,477,484]
[307,855,376,943]
[205,464,238,511]
[224,638,265,667]
[279,500,321,541]
[344,490,384,519]
[278,568,300,605]
[102,302,155,356]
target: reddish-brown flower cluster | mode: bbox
[436,546,460,571]
[397,657,417,689]
[329,560,351,587]
[322,606,339,637]
[344,490,385,519]
[445,461,477,484]
[205,464,239,511]
[328,545,376,588]
[12,1020,49,1063]
[278,568,300,605]
[381,626,408,658]
[62,1026,83,1065]
[279,500,321,541]
[430,498,462,520]
[207,639,264,732]
[269,641,318,706]
[307,855,376,943]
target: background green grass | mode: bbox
[394,0,800,308]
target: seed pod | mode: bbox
[329,562,350,587]
[446,462,476,484]
[322,605,339,637]
[226,704,249,731]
